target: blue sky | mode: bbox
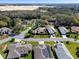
[0,0,79,3]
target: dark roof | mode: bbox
[7,43,32,59]
[33,45,55,59]
[42,48,49,58]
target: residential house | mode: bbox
[0,27,12,35]
[33,44,55,59]
[7,43,32,59]
[32,27,47,35]
[58,26,68,35]
[54,43,73,59]
[71,26,79,33]
[48,18,56,25]
[46,26,56,37]
[58,26,68,38]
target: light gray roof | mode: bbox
[0,27,12,32]
[58,26,68,35]
[55,43,73,59]
[47,27,55,35]
[7,50,20,59]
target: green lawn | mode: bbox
[67,29,79,40]
[0,41,12,59]
[0,50,6,59]
[27,20,33,27]
[64,42,78,59]
[44,41,79,59]
[55,28,61,38]
[44,41,55,48]
[26,41,38,46]
[68,33,79,40]
[33,35,50,38]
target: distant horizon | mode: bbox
[0,3,79,4]
[1,0,79,4]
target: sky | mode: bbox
[0,0,79,4]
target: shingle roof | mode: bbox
[33,45,55,59]
[7,43,32,59]
[7,50,20,59]
[71,26,79,33]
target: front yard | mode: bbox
[68,33,79,40]
[64,42,78,59]
[33,35,50,38]
[0,41,12,59]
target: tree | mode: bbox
[0,16,11,27]
[76,46,79,57]
[0,21,7,27]
[10,38,15,42]
[24,33,32,38]
[14,18,22,25]
[66,41,69,44]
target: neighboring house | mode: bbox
[33,44,55,59]
[0,27,12,35]
[71,26,79,33]
[32,27,47,34]
[58,26,68,35]
[46,26,55,37]
[49,26,56,33]
[54,43,73,59]
[22,20,30,25]
[7,43,32,59]
[48,18,56,25]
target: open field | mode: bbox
[0,6,39,11]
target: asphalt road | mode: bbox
[20,37,79,43]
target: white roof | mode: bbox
[0,27,12,32]
[55,43,73,59]
[59,26,68,35]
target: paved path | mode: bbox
[13,27,31,39]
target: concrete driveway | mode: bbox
[62,35,67,38]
